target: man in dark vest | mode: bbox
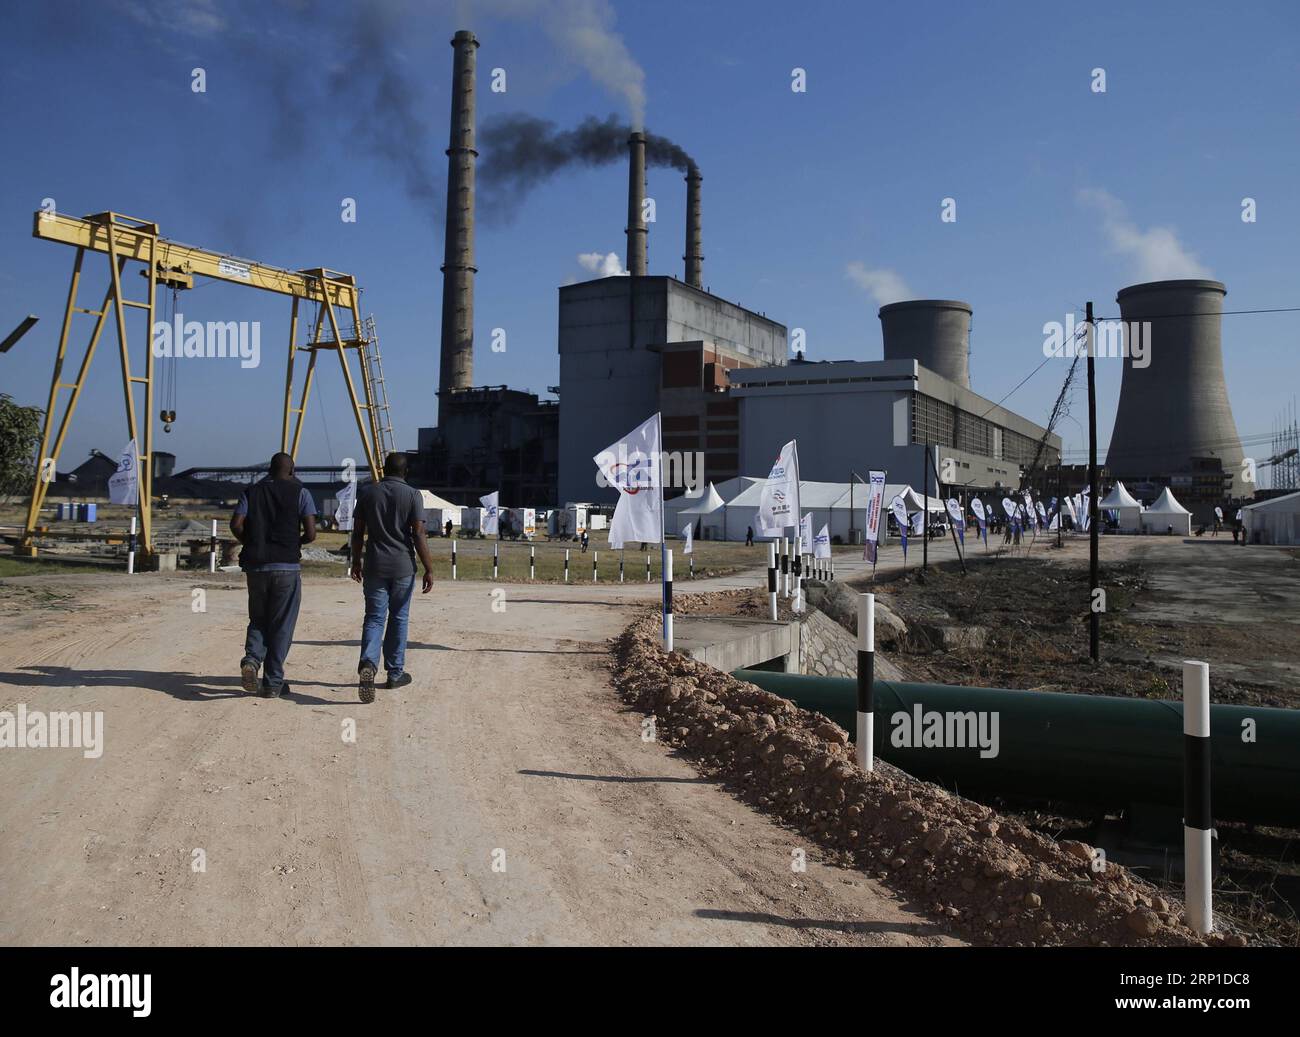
[230,452,317,697]
[350,452,435,703]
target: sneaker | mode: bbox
[386,672,413,690]
[240,659,260,694]
[359,663,377,704]
[260,680,288,699]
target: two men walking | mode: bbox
[232,451,432,703]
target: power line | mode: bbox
[1093,305,1300,322]
[978,325,1085,421]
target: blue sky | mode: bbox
[1,0,1297,476]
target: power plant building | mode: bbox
[425,27,1063,514]
[556,275,786,504]
[729,355,1058,497]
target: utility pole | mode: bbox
[849,471,855,545]
[1056,459,1063,548]
[921,443,929,573]
[1086,301,1100,664]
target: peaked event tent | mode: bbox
[1098,481,1144,531]
[1141,487,1193,535]
[666,478,941,542]
[677,482,726,539]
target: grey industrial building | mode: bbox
[556,275,786,504]
[729,355,1058,496]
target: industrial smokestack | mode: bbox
[684,166,702,288]
[1106,279,1244,506]
[439,29,478,394]
[626,131,647,276]
[878,299,972,389]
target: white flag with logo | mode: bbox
[594,413,662,544]
[890,495,909,533]
[814,523,831,559]
[108,439,139,505]
[799,512,813,555]
[480,491,499,535]
[681,521,693,554]
[863,470,886,564]
[757,440,800,535]
[334,478,356,531]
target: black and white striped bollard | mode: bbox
[645,554,650,582]
[127,515,137,575]
[564,549,569,582]
[209,519,218,573]
[592,551,598,582]
[529,545,535,580]
[493,542,498,580]
[619,553,624,582]
[780,537,789,598]
[794,552,804,613]
[856,593,875,772]
[451,540,457,580]
[664,549,674,652]
[689,554,694,579]
[767,542,777,621]
[1183,659,1213,934]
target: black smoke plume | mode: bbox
[478,113,695,220]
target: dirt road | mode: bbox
[0,570,955,946]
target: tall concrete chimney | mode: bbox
[1106,279,1244,507]
[439,29,478,394]
[878,299,972,389]
[684,166,702,288]
[625,132,647,277]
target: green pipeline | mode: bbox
[731,669,1300,827]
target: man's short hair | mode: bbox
[270,452,295,477]
[384,452,408,478]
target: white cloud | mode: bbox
[113,0,227,36]
[577,251,628,278]
[845,262,911,306]
[1077,188,1211,280]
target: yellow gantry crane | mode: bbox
[20,210,386,562]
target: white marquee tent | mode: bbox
[1242,490,1300,545]
[1140,486,1193,535]
[1098,481,1144,531]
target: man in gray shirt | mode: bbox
[350,453,435,702]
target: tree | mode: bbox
[0,394,43,503]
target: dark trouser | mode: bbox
[243,570,302,689]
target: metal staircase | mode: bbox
[359,314,396,458]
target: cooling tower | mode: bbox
[684,166,702,288]
[626,132,647,276]
[438,29,478,393]
[878,300,972,388]
[1106,279,1244,499]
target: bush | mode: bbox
[0,394,43,502]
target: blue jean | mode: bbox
[243,570,302,689]
[359,574,416,677]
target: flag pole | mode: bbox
[658,415,667,642]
